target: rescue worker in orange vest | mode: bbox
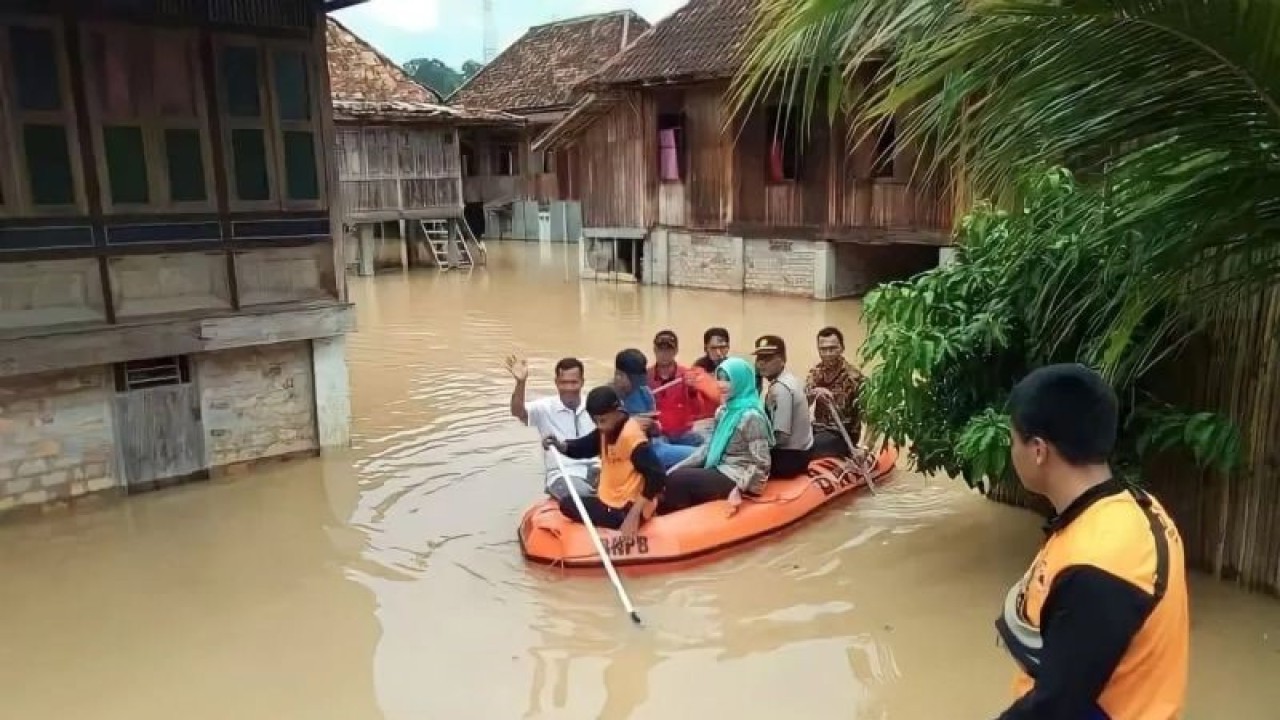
[995,363,1188,719]
[543,385,667,541]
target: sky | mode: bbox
[333,0,687,69]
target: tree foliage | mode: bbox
[404,57,482,97]
[859,167,1242,490]
[727,0,1278,489]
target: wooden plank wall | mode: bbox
[1149,287,1280,594]
[990,287,1280,595]
[732,102,830,228]
[572,79,954,236]
[576,90,654,229]
[684,87,729,230]
[335,126,461,217]
[459,128,559,205]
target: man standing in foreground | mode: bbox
[752,335,814,478]
[996,363,1188,719]
[506,354,599,501]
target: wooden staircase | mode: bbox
[419,219,486,270]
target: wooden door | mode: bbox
[113,358,207,490]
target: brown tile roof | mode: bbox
[530,93,618,151]
[448,11,651,113]
[586,0,756,86]
[326,18,441,105]
[332,100,523,125]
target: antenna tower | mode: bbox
[482,0,497,63]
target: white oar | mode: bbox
[820,395,877,495]
[550,448,643,626]
[651,377,682,395]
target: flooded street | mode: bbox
[2,242,1279,719]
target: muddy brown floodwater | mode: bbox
[2,243,1279,719]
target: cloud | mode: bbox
[362,0,440,33]
[573,0,686,22]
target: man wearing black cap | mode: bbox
[648,330,720,446]
[614,347,694,469]
[752,335,814,477]
[543,386,668,538]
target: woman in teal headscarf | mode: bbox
[658,357,774,514]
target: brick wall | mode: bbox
[196,342,318,468]
[0,367,116,513]
[745,239,817,296]
[660,232,937,299]
[667,232,744,291]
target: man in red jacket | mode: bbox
[648,330,721,446]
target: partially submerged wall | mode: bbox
[642,231,938,299]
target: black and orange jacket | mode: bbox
[995,478,1189,719]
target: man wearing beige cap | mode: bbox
[752,335,814,477]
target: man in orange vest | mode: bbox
[995,363,1188,719]
[543,386,668,541]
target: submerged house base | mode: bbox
[0,311,354,516]
[579,228,944,300]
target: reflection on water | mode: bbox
[1,242,1278,719]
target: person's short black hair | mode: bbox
[585,385,622,416]
[554,357,584,378]
[703,327,729,345]
[817,326,844,346]
[1008,363,1118,465]
[614,348,647,375]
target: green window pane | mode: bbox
[11,26,61,112]
[231,128,270,201]
[165,128,207,203]
[23,124,75,206]
[104,126,149,205]
[283,130,318,200]
[220,45,262,117]
[273,50,311,121]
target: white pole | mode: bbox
[650,377,682,395]
[550,449,642,625]
[821,395,877,494]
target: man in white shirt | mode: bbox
[506,354,599,500]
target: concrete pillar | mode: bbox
[357,224,375,277]
[812,240,836,300]
[565,202,582,244]
[399,220,409,271]
[312,336,351,449]
[732,236,746,292]
[939,246,959,267]
[550,202,567,242]
[647,228,669,286]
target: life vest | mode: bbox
[996,480,1189,719]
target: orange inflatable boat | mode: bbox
[518,445,899,569]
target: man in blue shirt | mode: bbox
[614,348,695,469]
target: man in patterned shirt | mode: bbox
[805,326,865,457]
